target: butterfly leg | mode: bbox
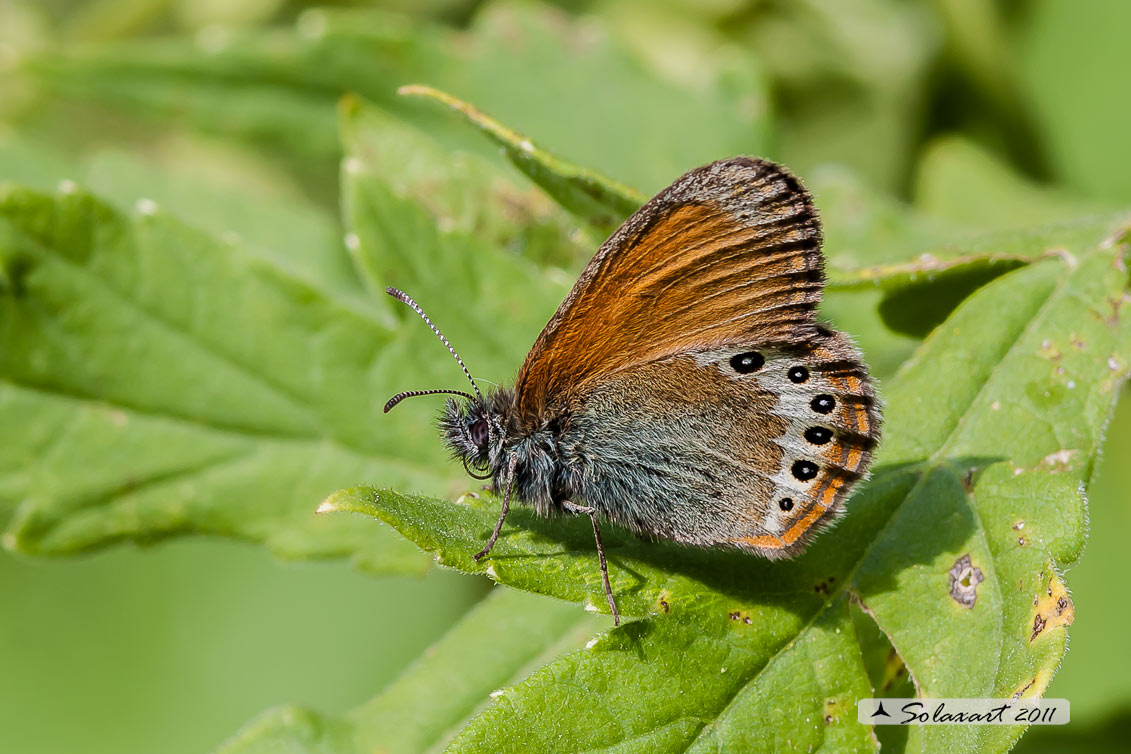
[562,501,620,627]
[473,454,517,562]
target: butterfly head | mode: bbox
[382,286,516,480]
[439,389,514,480]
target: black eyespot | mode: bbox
[788,366,809,384]
[810,394,836,414]
[469,417,489,447]
[804,426,833,445]
[730,352,765,374]
[778,497,794,512]
[792,460,819,481]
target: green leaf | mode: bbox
[453,593,875,754]
[0,184,428,571]
[807,166,956,379]
[337,95,594,270]
[857,221,1129,752]
[819,156,1122,339]
[397,85,645,234]
[871,218,1127,338]
[20,2,771,193]
[323,218,1130,752]
[914,136,1116,232]
[0,82,619,563]
[0,129,359,299]
[739,0,939,192]
[1018,0,1131,204]
[217,588,600,754]
[851,600,916,753]
[812,165,959,272]
[337,101,571,375]
[78,144,357,294]
[1028,388,1131,722]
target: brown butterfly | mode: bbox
[386,157,882,625]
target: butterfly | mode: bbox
[385,157,882,625]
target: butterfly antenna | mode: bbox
[385,286,484,404]
[384,389,477,413]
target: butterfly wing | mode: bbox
[563,340,876,555]
[516,157,825,421]
[514,157,880,555]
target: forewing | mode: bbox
[514,157,824,424]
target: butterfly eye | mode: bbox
[730,352,765,374]
[469,417,489,447]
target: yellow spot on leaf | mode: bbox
[1029,576,1073,642]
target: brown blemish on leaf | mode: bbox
[1070,334,1086,350]
[814,577,834,595]
[1106,295,1124,327]
[881,648,909,692]
[1038,339,1063,361]
[1013,520,1026,531]
[823,699,839,725]
[656,591,671,614]
[1013,667,1057,700]
[1029,576,1074,642]
[1011,679,1036,700]
[728,610,752,625]
[947,554,984,609]
[1018,536,1029,547]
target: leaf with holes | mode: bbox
[321,217,1130,752]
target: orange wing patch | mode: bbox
[515,159,823,427]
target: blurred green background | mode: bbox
[0,1,1128,752]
